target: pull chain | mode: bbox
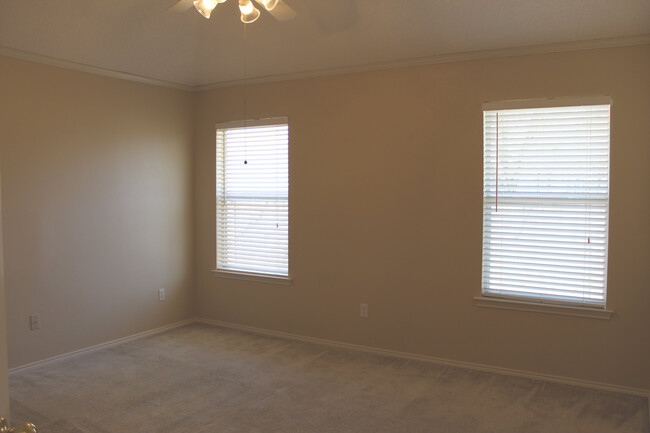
[243,22,248,165]
[495,112,499,213]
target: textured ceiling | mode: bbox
[0,0,649,87]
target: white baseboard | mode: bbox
[8,318,195,374]
[10,317,649,407]
[197,318,650,399]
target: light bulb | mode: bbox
[254,0,278,11]
[239,0,260,23]
[194,0,218,19]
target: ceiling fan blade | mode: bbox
[268,0,297,21]
[166,0,195,13]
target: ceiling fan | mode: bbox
[167,0,297,23]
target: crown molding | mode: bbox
[195,34,650,91]
[0,46,192,92]
[2,34,649,92]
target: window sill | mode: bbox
[211,270,293,286]
[473,296,613,320]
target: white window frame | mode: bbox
[212,117,290,284]
[478,97,613,317]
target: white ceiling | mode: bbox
[1,0,648,88]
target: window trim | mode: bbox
[215,117,289,130]
[473,296,613,320]
[215,117,290,279]
[482,95,612,111]
[211,269,293,285]
[479,96,612,309]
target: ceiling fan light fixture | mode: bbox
[254,0,278,11]
[193,0,219,18]
[239,0,261,23]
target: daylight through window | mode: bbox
[481,98,610,307]
[216,119,289,277]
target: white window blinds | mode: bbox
[482,98,610,307]
[216,119,289,277]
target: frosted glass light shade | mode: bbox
[194,0,220,18]
[254,0,278,11]
[239,0,260,23]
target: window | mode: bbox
[481,97,610,307]
[216,118,289,278]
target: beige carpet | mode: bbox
[9,323,649,433]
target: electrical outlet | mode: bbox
[158,288,166,302]
[29,314,40,330]
[360,303,368,318]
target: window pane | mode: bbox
[216,122,289,276]
[482,103,610,306]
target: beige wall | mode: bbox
[0,170,10,419]
[0,56,195,368]
[1,44,647,393]
[194,45,650,390]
